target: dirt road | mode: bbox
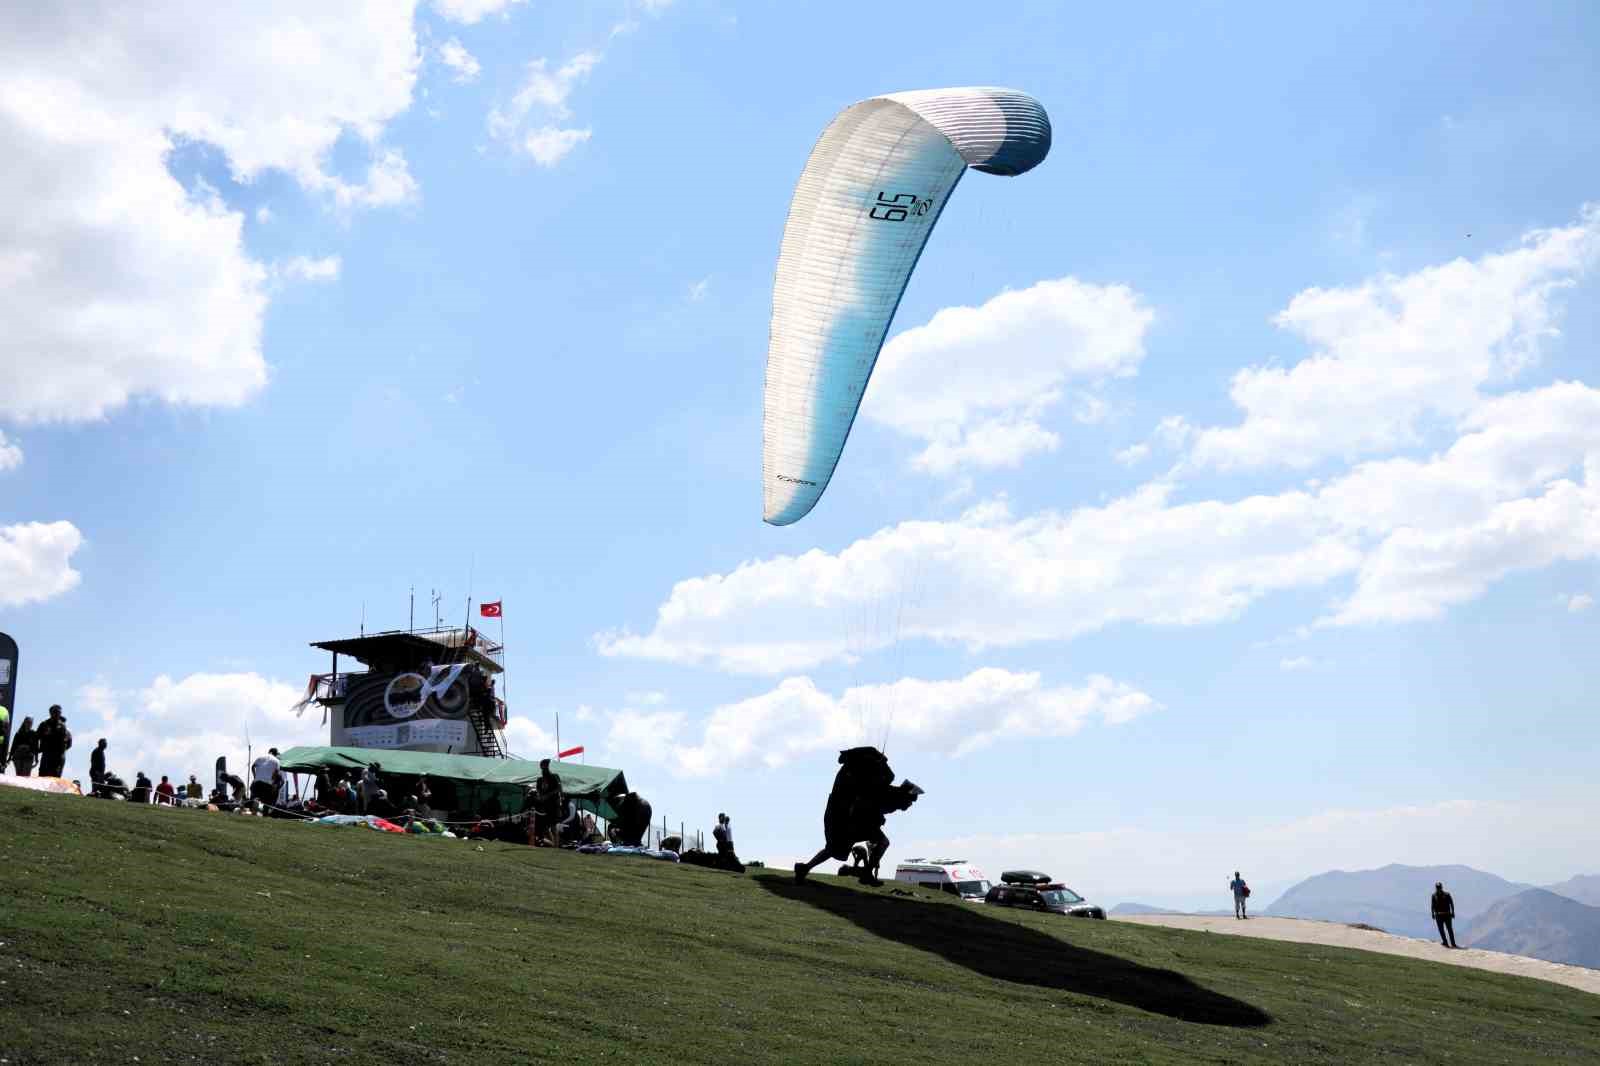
[1114,913,1600,996]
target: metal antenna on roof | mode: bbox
[360,600,366,637]
[409,586,415,633]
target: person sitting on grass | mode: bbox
[331,776,359,815]
[155,775,176,805]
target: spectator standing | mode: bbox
[9,716,37,776]
[712,812,744,873]
[533,760,564,846]
[359,763,382,813]
[89,739,108,789]
[35,705,72,778]
[1229,871,1250,919]
[1432,882,1458,948]
[155,776,176,805]
[250,747,281,808]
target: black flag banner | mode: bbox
[0,632,17,767]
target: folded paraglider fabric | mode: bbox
[0,773,82,796]
[311,814,407,833]
[575,844,679,863]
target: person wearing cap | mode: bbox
[1431,882,1458,948]
[35,705,72,778]
[185,774,204,800]
[250,747,282,807]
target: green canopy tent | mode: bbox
[278,746,629,820]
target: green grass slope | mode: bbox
[3,789,1597,1065]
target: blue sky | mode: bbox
[3,0,1598,907]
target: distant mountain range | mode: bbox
[1263,864,1532,941]
[1109,902,1176,916]
[1112,865,1600,971]
[1463,889,1600,968]
[1545,874,1600,908]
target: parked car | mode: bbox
[985,870,1105,919]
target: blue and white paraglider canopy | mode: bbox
[762,87,1052,526]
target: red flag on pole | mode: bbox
[558,745,584,759]
[479,601,502,617]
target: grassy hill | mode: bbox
[3,789,1598,1065]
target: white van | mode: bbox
[893,858,993,901]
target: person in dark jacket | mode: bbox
[794,747,922,886]
[612,791,653,847]
[35,705,72,778]
[9,716,37,776]
[89,739,108,789]
[532,760,564,846]
[711,813,744,873]
[1431,882,1458,948]
[129,772,154,804]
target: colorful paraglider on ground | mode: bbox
[763,87,1052,526]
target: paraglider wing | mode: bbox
[762,87,1051,526]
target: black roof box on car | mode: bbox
[1000,870,1051,885]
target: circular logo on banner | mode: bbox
[383,673,426,720]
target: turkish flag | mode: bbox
[558,745,584,759]
[479,601,502,617]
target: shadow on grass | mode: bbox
[759,877,1271,1027]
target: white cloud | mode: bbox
[0,521,84,607]
[688,277,710,302]
[1564,593,1594,613]
[864,278,1152,474]
[433,0,527,24]
[603,669,1158,777]
[276,255,341,283]
[1279,656,1317,671]
[488,52,600,166]
[502,717,556,760]
[438,38,482,83]
[1188,207,1600,471]
[0,2,421,425]
[521,126,592,167]
[67,672,318,786]
[255,205,273,224]
[601,379,1600,672]
[599,487,1361,674]
[0,431,22,471]
[1113,443,1150,467]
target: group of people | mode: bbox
[1226,871,1464,950]
[3,704,74,778]
[518,758,654,850]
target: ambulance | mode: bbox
[893,858,993,901]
